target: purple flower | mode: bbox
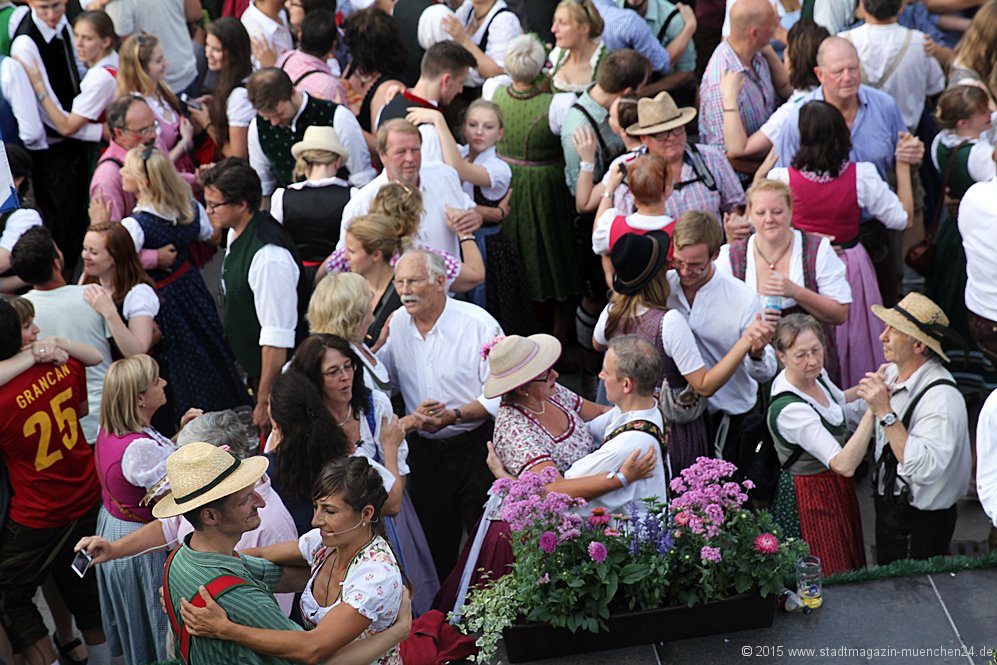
[536,573,550,586]
[754,533,779,555]
[604,528,621,537]
[700,546,722,563]
[558,527,581,542]
[539,531,558,554]
[588,541,607,563]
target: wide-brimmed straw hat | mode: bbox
[152,442,269,518]
[871,292,951,363]
[611,230,670,295]
[291,125,349,160]
[483,334,562,398]
[626,91,697,136]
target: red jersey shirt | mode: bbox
[0,359,100,528]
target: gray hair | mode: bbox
[504,35,545,84]
[399,248,447,283]
[609,335,661,397]
[773,313,825,353]
[176,409,256,461]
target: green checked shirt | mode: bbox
[166,534,304,665]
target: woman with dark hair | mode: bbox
[720,19,830,160]
[187,17,254,160]
[180,457,408,665]
[81,223,159,359]
[16,10,119,141]
[341,8,408,150]
[760,99,914,387]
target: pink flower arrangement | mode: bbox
[754,533,780,555]
[588,507,612,527]
[539,531,558,554]
[588,541,607,563]
[700,546,722,563]
[480,335,507,359]
[536,573,550,586]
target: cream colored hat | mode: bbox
[626,91,697,136]
[152,442,269,518]
[483,334,562,398]
[291,125,349,160]
[871,292,951,363]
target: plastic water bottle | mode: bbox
[777,589,803,612]
[763,294,784,312]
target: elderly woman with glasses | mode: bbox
[105,146,250,431]
[767,313,871,575]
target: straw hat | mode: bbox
[483,334,562,398]
[871,292,951,363]
[291,126,349,160]
[611,230,670,295]
[625,91,697,136]
[152,442,269,518]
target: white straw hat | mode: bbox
[483,334,562,398]
[152,442,269,518]
[291,126,349,160]
[871,292,951,363]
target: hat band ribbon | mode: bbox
[174,458,243,505]
[642,110,682,130]
[893,304,944,343]
[493,345,539,378]
[619,239,661,289]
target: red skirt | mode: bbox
[433,518,514,614]
[794,470,866,575]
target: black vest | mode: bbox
[14,15,80,112]
[280,183,351,263]
[377,90,434,128]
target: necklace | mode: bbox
[336,410,353,427]
[473,0,497,21]
[518,397,546,415]
[754,235,793,270]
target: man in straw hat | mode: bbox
[610,90,745,227]
[858,292,970,565]
[154,442,408,663]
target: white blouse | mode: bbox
[593,305,706,376]
[122,283,160,320]
[120,427,176,491]
[930,125,997,185]
[458,145,511,202]
[354,389,410,477]
[226,85,256,128]
[73,52,118,122]
[454,0,523,87]
[715,230,853,309]
[591,208,673,256]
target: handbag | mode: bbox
[657,378,707,424]
[905,139,969,277]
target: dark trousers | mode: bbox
[859,220,900,308]
[30,139,91,277]
[874,500,957,565]
[407,422,495,581]
[707,409,751,460]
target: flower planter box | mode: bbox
[502,593,775,662]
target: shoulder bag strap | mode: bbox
[657,7,681,43]
[686,143,717,191]
[98,156,124,169]
[866,30,913,90]
[477,7,515,55]
[572,102,611,165]
[932,139,971,229]
[293,70,325,86]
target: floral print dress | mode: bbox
[297,532,403,665]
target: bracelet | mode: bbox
[459,235,475,242]
[615,471,629,488]
[723,108,737,112]
[601,191,613,199]
[579,161,595,172]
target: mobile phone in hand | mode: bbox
[71,549,92,578]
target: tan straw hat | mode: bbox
[483,334,562,398]
[152,442,269,518]
[871,292,951,363]
[626,91,697,136]
[291,125,349,160]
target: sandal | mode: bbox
[53,635,88,665]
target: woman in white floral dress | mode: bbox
[180,457,404,665]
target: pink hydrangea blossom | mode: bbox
[754,533,780,555]
[588,541,607,563]
[480,335,507,359]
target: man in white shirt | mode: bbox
[666,210,776,456]
[338,119,481,260]
[0,55,45,150]
[10,226,112,445]
[976,388,997,552]
[201,159,305,435]
[241,0,294,70]
[859,292,970,565]
[377,249,502,580]
[566,335,668,513]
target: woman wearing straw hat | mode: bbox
[434,332,657,612]
[593,226,760,475]
[270,126,353,287]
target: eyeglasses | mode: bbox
[394,277,427,289]
[204,200,235,212]
[671,258,710,272]
[529,369,553,383]
[322,362,358,379]
[123,119,159,136]
[649,126,684,141]
[789,347,824,363]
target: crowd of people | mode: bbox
[1,0,997,662]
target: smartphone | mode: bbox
[71,549,92,578]
[179,93,202,112]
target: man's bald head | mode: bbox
[729,0,778,40]
[814,36,862,103]
[816,36,858,69]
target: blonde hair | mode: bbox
[346,213,409,261]
[116,33,181,115]
[555,0,604,38]
[292,148,343,182]
[370,183,423,238]
[746,179,793,214]
[124,147,195,224]
[953,0,997,94]
[308,272,371,340]
[100,354,160,436]
[465,99,504,129]
[672,210,723,256]
[2,295,34,325]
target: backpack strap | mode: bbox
[98,155,124,169]
[475,6,515,55]
[685,144,717,192]
[657,8,681,43]
[604,418,668,461]
[572,102,611,167]
[163,547,253,665]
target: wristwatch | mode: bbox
[879,412,899,427]
[453,408,464,424]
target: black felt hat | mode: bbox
[611,230,670,295]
